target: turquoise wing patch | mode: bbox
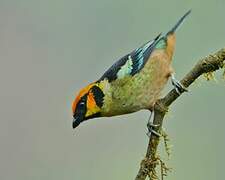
[116,55,133,79]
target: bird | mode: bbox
[72,10,191,133]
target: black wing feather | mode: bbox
[99,54,130,82]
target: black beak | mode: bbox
[72,116,82,129]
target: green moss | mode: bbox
[203,71,215,81]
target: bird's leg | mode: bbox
[147,111,161,137]
[171,73,188,95]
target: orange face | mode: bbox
[72,83,95,114]
[72,83,104,129]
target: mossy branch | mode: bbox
[135,48,225,180]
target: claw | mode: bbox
[147,120,161,137]
[147,127,161,137]
[147,122,160,128]
[171,74,188,94]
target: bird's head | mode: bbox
[72,83,105,129]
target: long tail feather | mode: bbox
[167,10,191,35]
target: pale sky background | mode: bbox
[0,0,225,180]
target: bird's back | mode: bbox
[100,46,173,116]
[98,10,192,116]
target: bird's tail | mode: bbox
[166,10,191,36]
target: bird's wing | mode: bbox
[98,33,161,82]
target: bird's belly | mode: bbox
[102,56,172,117]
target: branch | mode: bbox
[135,48,225,180]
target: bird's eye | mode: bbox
[79,101,85,108]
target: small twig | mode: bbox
[135,48,225,180]
[160,159,164,180]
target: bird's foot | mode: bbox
[171,74,188,95]
[147,122,161,137]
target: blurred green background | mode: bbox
[0,0,224,180]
